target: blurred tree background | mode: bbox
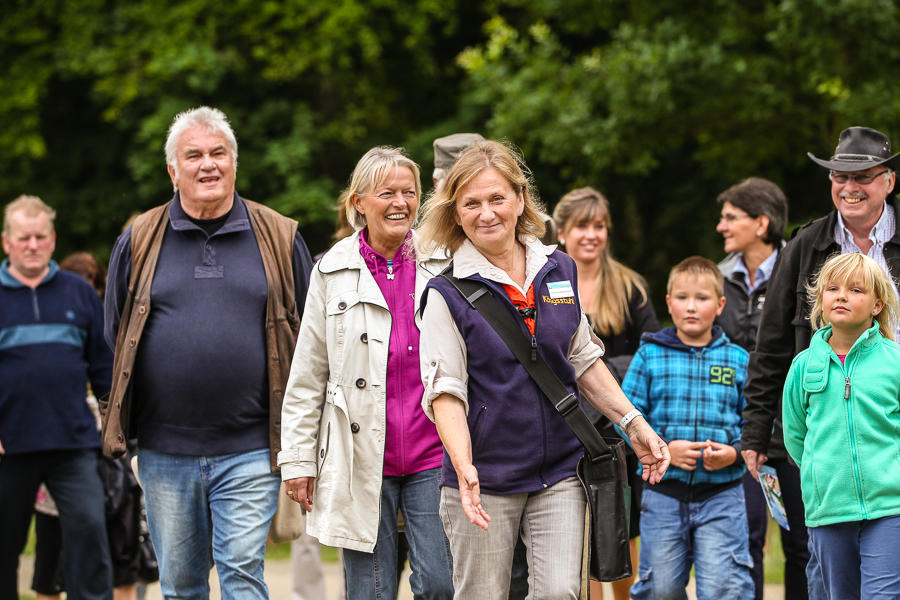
[3,0,899,313]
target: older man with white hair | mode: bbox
[103,106,313,600]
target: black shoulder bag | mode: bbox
[440,272,633,582]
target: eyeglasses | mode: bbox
[829,169,891,185]
[718,213,754,224]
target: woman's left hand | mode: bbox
[626,418,671,484]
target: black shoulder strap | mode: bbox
[440,267,613,460]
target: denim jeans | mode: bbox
[0,449,112,600]
[440,476,585,599]
[631,485,754,600]
[809,515,900,600]
[343,467,453,600]
[137,447,280,600]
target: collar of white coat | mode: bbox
[318,229,449,274]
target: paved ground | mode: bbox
[19,553,784,598]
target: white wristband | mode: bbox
[619,408,642,430]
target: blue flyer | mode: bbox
[758,465,790,530]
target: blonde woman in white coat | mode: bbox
[279,147,453,599]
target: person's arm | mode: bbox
[432,393,490,530]
[291,230,314,322]
[279,267,330,509]
[781,356,809,467]
[742,241,801,478]
[577,357,670,484]
[706,352,748,470]
[104,228,132,349]
[85,284,114,400]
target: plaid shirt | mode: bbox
[622,327,748,486]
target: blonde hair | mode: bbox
[418,139,546,253]
[339,146,421,232]
[807,253,900,341]
[4,195,56,235]
[667,256,725,298]
[553,187,650,336]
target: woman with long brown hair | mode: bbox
[554,187,659,599]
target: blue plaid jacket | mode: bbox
[622,326,748,485]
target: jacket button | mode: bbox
[122,370,129,379]
[320,449,325,458]
[360,333,368,343]
[138,306,146,314]
[338,301,347,310]
[355,378,366,389]
[116,434,124,442]
[115,402,121,409]
[350,422,360,434]
[129,338,136,347]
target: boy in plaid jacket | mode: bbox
[622,256,754,600]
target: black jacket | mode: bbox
[741,198,900,459]
[595,281,660,383]
[716,249,781,354]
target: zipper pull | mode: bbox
[531,335,537,362]
[386,259,395,280]
[844,377,851,400]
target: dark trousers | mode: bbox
[769,458,817,600]
[0,449,112,600]
[743,471,768,600]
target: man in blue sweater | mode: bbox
[103,106,313,600]
[0,195,113,600]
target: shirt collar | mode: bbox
[358,228,414,263]
[168,191,251,235]
[834,201,896,249]
[731,248,779,292]
[452,234,554,294]
[0,259,59,288]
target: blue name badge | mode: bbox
[546,280,575,299]
[194,265,224,279]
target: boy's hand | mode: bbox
[668,440,705,471]
[701,440,737,470]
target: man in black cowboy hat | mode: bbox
[741,126,900,600]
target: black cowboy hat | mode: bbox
[808,126,900,172]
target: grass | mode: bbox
[762,516,787,584]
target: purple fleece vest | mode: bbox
[425,250,585,494]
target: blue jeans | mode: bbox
[809,515,900,600]
[343,467,453,600]
[137,448,280,600]
[0,449,112,600]
[631,485,754,600]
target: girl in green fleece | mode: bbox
[783,253,900,600]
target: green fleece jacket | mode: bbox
[783,323,900,527]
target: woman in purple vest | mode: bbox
[416,139,670,598]
[279,147,454,599]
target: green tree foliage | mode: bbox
[3,0,899,305]
[0,0,486,257]
[455,0,900,304]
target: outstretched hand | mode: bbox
[628,419,670,484]
[457,463,490,530]
[284,476,315,512]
